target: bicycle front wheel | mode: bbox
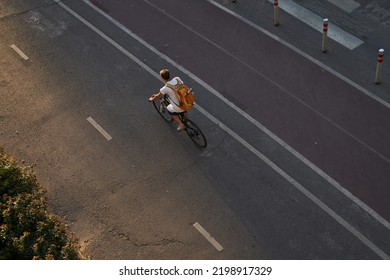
[152,99,172,122]
[185,120,207,147]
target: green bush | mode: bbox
[0,148,80,259]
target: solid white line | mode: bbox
[82,0,390,244]
[196,105,390,260]
[141,0,390,166]
[326,0,360,13]
[206,0,390,229]
[10,44,29,60]
[193,222,224,251]
[84,0,390,230]
[207,0,390,111]
[57,0,390,259]
[87,116,112,141]
[267,0,364,49]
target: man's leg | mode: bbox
[171,115,185,131]
[167,104,185,130]
[182,112,188,122]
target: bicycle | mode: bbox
[151,95,207,148]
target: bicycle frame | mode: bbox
[152,96,207,147]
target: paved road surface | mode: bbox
[1,0,390,259]
[91,0,390,220]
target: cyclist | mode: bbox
[149,69,188,131]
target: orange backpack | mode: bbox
[165,78,195,111]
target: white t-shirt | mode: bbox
[160,77,185,113]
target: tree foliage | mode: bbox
[0,148,80,259]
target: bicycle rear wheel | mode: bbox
[152,99,172,122]
[185,120,207,147]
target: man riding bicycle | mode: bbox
[149,69,188,131]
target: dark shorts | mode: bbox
[167,110,180,115]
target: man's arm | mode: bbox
[148,92,163,102]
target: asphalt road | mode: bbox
[1,0,390,259]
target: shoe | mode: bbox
[159,104,165,113]
[177,124,186,131]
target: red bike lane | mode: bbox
[90,0,390,221]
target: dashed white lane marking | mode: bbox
[326,0,360,13]
[87,116,112,141]
[267,0,364,50]
[10,44,29,60]
[193,222,224,252]
[57,0,390,259]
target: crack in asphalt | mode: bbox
[76,206,184,257]
[117,233,184,248]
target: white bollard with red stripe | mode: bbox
[375,49,384,84]
[322,18,329,53]
[274,0,279,26]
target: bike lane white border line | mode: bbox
[142,0,390,166]
[56,0,390,259]
[207,0,390,111]
[79,0,390,232]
